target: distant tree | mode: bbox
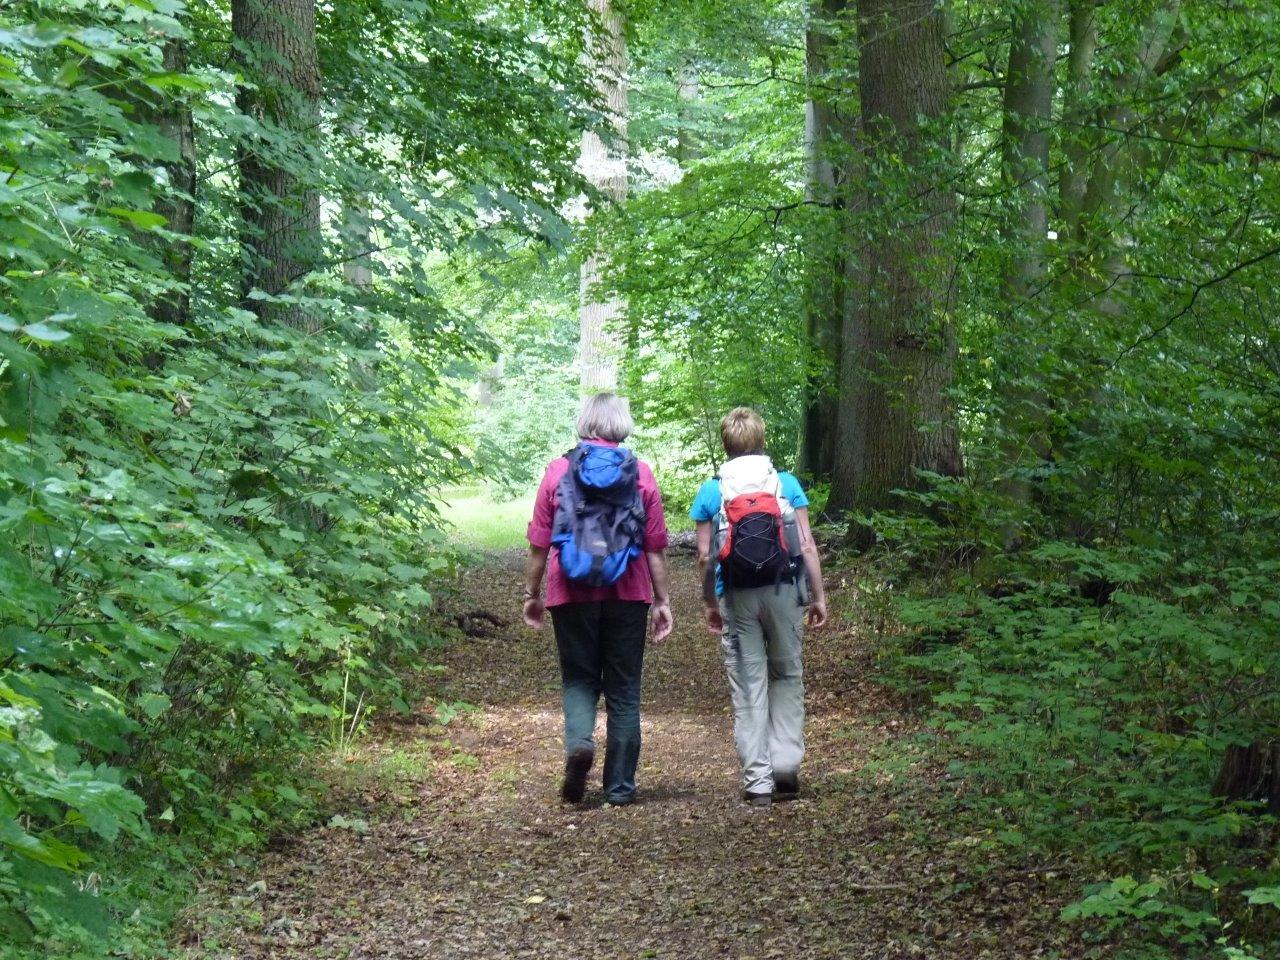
[997,0,1060,535]
[675,55,701,165]
[1001,1,1059,300]
[147,37,197,335]
[579,0,629,391]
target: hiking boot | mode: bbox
[743,791,773,808]
[773,771,800,801]
[560,748,594,804]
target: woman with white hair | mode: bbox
[522,392,673,806]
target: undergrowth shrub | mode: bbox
[866,478,1280,958]
[0,2,490,948]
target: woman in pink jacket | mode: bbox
[521,393,673,805]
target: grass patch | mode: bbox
[439,482,693,551]
[437,485,533,551]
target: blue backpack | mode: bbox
[551,443,646,587]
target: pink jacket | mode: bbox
[527,441,669,607]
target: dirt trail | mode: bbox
[187,552,1083,960]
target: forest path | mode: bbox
[188,552,1081,960]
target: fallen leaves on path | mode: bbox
[183,553,1090,960]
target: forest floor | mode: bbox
[182,551,1092,960]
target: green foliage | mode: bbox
[610,158,810,475]
[865,474,1280,955]
[4,0,1280,957]
[876,8,1280,950]
[0,0,592,951]
[447,251,582,491]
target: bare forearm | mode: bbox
[793,508,825,604]
[524,546,548,596]
[646,550,671,604]
[802,544,825,603]
[695,521,717,605]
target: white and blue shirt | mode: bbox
[690,471,809,597]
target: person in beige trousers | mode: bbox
[692,408,828,806]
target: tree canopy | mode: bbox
[2,0,1279,957]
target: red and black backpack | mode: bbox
[714,457,800,590]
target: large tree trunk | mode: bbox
[578,0,628,392]
[232,0,323,333]
[796,0,849,483]
[827,0,961,529]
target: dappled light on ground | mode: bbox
[185,554,1082,959]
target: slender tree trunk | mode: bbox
[675,57,700,166]
[827,0,961,530]
[1080,1,1181,231]
[1059,0,1097,241]
[232,0,323,333]
[151,38,196,335]
[1002,2,1059,298]
[998,3,1060,540]
[578,0,628,392]
[797,0,848,482]
[132,35,196,371]
[342,193,373,292]
[341,165,379,387]
[477,358,503,409]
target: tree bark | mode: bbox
[827,0,961,529]
[151,38,196,335]
[1059,0,1096,241]
[232,0,323,333]
[130,35,196,371]
[797,0,849,483]
[1214,741,1280,814]
[675,57,701,166]
[578,0,628,392]
[1045,2,1180,541]
[997,2,1060,541]
[1076,0,1182,313]
[342,197,373,291]
[1001,1,1059,298]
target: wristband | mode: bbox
[521,588,539,601]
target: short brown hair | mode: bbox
[720,407,766,456]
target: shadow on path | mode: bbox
[185,553,1084,960]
